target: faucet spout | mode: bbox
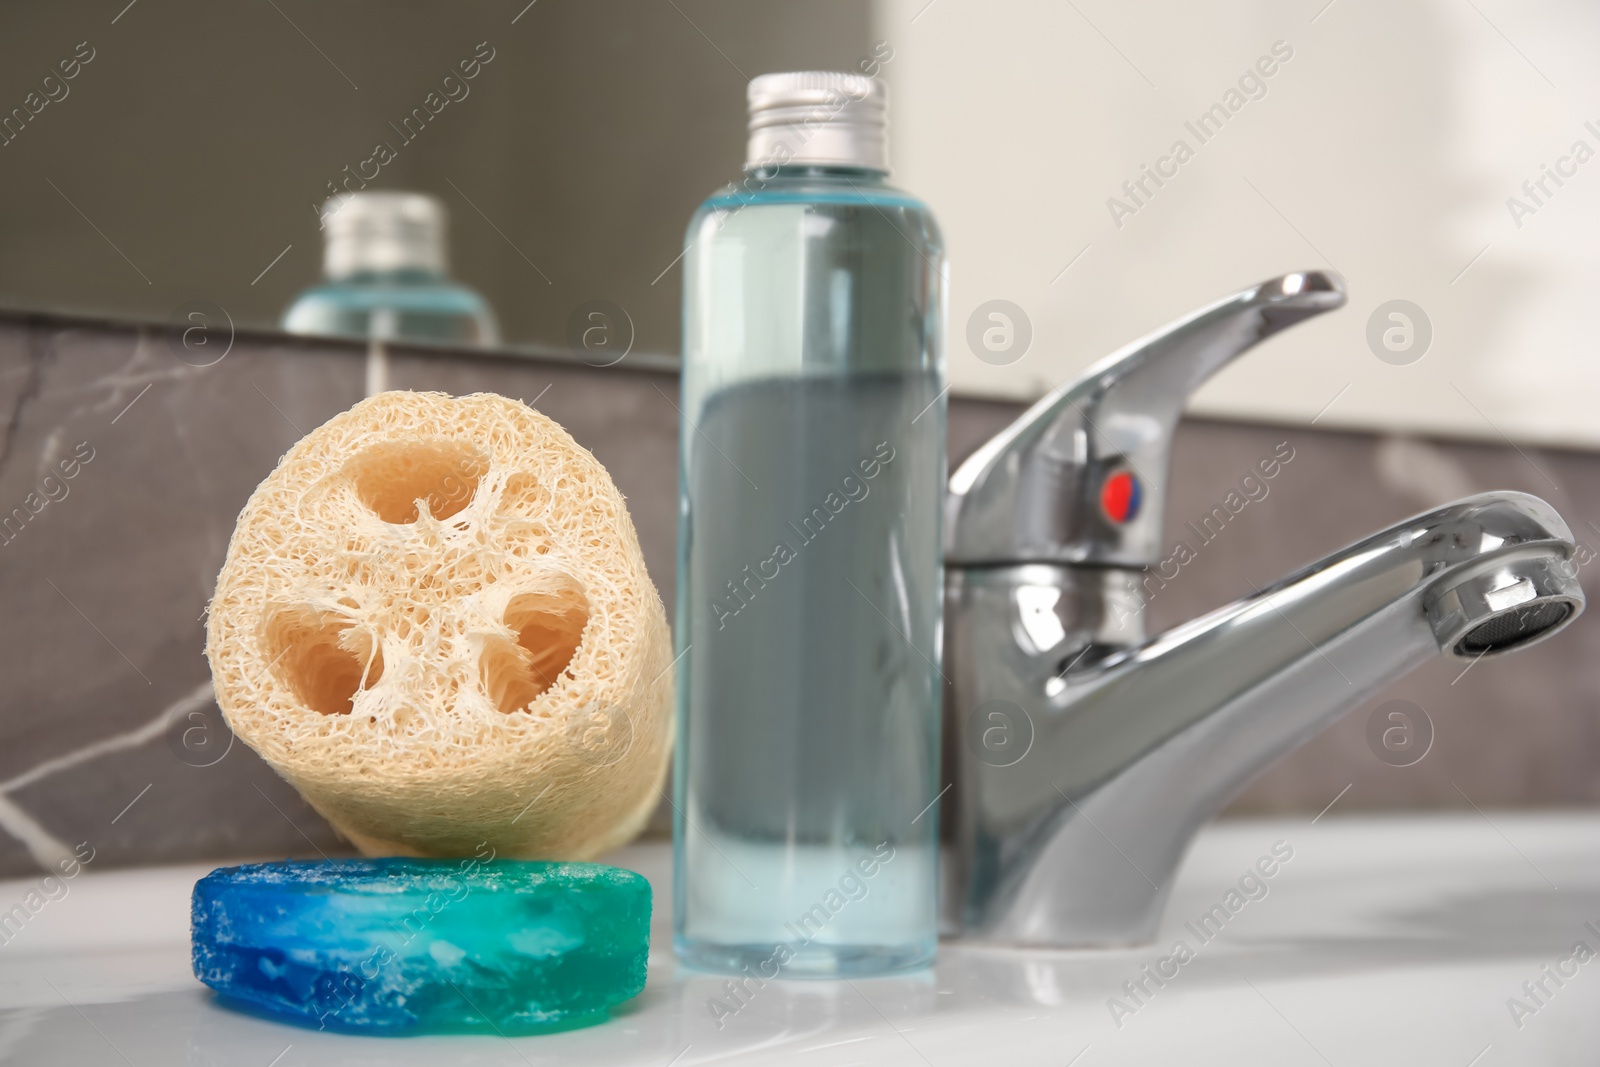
[947,492,1583,946]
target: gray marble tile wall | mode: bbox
[1,311,1595,878]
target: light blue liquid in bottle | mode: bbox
[282,191,499,346]
[674,73,947,978]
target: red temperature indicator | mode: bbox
[1100,470,1142,524]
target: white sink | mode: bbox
[2,814,1598,1065]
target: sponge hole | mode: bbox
[265,609,384,715]
[480,582,589,714]
[501,472,552,517]
[345,440,488,524]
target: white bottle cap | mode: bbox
[320,191,448,279]
[745,71,888,174]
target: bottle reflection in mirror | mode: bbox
[281,191,499,348]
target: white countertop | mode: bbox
[3,813,1599,1065]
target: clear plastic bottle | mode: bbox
[281,191,499,346]
[674,72,947,978]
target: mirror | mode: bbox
[2,0,1595,446]
[0,1,874,365]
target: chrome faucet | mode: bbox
[944,270,1585,947]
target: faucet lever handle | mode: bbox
[946,271,1345,567]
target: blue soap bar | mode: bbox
[191,858,651,1034]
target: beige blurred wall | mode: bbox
[877,0,1600,449]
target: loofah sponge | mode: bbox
[205,390,672,861]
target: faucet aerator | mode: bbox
[1424,549,1583,658]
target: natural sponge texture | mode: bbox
[205,391,672,861]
